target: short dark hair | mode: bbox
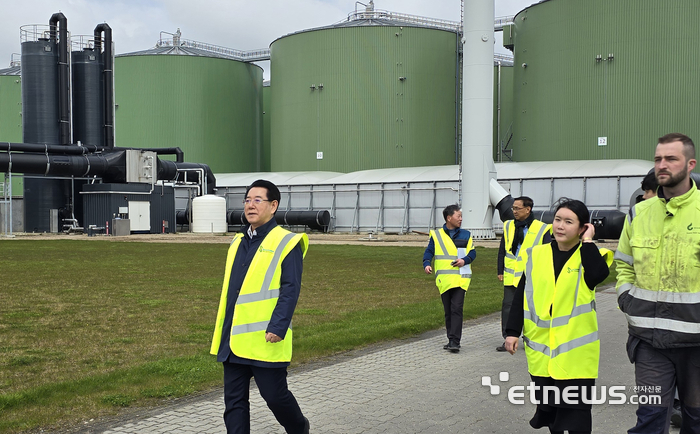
[641,171,658,192]
[443,204,461,221]
[554,198,589,228]
[658,133,696,161]
[246,179,281,204]
[513,196,533,209]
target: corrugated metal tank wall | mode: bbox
[493,64,514,162]
[270,25,459,172]
[261,82,271,172]
[509,0,700,162]
[114,55,263,173]
[0,69,24,194]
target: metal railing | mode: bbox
[157,31,270,62]
[339,10,515,33]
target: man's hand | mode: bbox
[451,258,465,268]
[497,274,503,282]
[505,336,519,355]
[265,332,282,343]
[424,265,433,274]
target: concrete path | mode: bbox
[78,286,677,434]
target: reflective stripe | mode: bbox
[523,336,550,357]
[259,233,296,294]
[505,253,517,260]
[627,285,700,304]
[626,315,700,334]
[614,250,634,266]
[551,331,599,358]
[617,282,633,298]
[551,301,596,327]
[434,230,451,257]
[504,267,516,274]
[231,320,269,336]
[461,273,472,278]
[525,309,550,328]
[524,332,599,358]
[532,223,549,244]
[237,288,280,304]
[435,255,457,260]
[436,269,460,276]
[629,206,636,222]
[514,271,523,277]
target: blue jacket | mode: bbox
[423,224,476,268]
[216,218,303,367]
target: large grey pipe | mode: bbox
[49,13,70,145]
[94,23,114,148]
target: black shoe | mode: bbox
[496,343,507,352]
[443,343,450,350]
[447,342,460,353]
[671,400,682,427]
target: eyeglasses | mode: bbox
[511,206,524,211]
[243,198,272,205]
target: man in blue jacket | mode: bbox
[423,204,476,353]
[211,179,309,434]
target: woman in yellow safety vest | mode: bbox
[504,199,613,434]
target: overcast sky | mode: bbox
[1,0,537,79]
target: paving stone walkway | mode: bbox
[79,286,677,434]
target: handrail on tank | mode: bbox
[156,30,270,62]
[338,9,515,33]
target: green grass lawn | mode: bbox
[0,240,616,433]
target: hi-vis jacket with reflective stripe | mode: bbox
[523,244,613,379]
[210,226,309,363]
[429,229,474,294]
[615,181,700,349]
[503,219,550,287]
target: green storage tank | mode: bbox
[494,62,514,162]
[269,20,460,172]
[0,65,24,195]
[508,0,700,162]
[115,44,263,173]
[261,80,271,172]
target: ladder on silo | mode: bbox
[1,172,13,236]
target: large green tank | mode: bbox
[115,46,263,173]
[261,81,271,172]
[0,65,24,195]
[269,21,460,172]
[506,0,700,162]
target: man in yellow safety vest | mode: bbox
[423,204,476,353]
[211,179,310,434]
[496,196,550,352]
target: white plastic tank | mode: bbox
[191,195,227,233]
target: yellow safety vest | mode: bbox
[210,226,309,363]
[522,244,612,379]
[503,219,550,287]
[429,229,473,294]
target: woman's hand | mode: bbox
[581,223,595,241]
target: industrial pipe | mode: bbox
[0,142,99,155]
[227,210,331,232]
[157,160,216,194]
[94,23,114,148]
[0,149,214,191]
[49,13,70,145]
[489,178,514,222]
[533,209,626,241]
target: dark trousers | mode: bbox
[223,362,306,434]
[500,284,517,339]
[441,287,465,344]
[627,339,700,434]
